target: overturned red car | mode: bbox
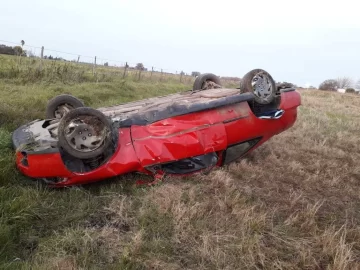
[12,69,301,187]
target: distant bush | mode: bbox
[337,77,353,89]
[191,71,200,77]
[44,55,64,61]
[13,46,26,56]
[0,44,26,56]
[345,88,356,93]
[135,63,145,71]
[0,44,15,55]
[319,79,338,91]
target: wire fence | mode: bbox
[0,39,198,84]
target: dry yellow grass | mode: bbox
[27,90,360,269]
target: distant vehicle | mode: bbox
[12,69,301,187]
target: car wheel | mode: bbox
[193,73,222,91]
[240,69,280,114]
[276,82,293,90]
[46,94,85,119]
[58,107,113,160]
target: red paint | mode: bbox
[132,122,227,166]
[15,91,301,187]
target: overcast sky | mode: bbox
[1,0,360,87]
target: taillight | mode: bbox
[20,152,29,167]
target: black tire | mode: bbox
[46,94,85,119]
[58,107,113,160]
[193,73,222,91]
[240,69,280,115]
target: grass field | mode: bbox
[1,55,360,269]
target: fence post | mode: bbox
[180,71,183,83]
[122,62,128,79]
[160,69,163,82]
[138,69,142,81]
[39,46,44,71]
[77,55,80,63]
[93,56,97,76]
[150,66,153,79]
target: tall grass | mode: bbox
[0,54,197,85]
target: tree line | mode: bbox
[0,44,27,57]
[319,77,359,93]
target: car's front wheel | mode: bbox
[240,69,280,114]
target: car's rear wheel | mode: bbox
[46,94,85,119]
[58,107,113,160]
[193,73,222,91]
[240,69,280,114]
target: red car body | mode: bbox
[14,89,301,187]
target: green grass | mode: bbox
[1,54,360,269]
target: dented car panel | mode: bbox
[132,122,227,167]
